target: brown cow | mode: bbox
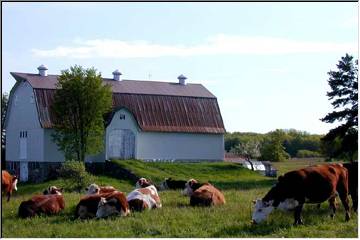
[343,162,357,212]
[183,179,226,206]
[96,191,130,218]
[85,183,116,195]
[252,164,351,225]
[2,170,18,202]
[75,191,129,219]
[18,186,65,218]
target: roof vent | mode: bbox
[178,74,187,85]
[112,69,122,81]
[37,64,48,77]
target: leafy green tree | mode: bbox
[321,54,358,161]
[52,65,112,162]
[2,92,9,166]
[260,129,290,162]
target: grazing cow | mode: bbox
[127,185,162,211]
[183,179,225,206]
[75,191,129,219]
[18,186,65,218]
[252,164,351,225]
[85,183,116,195]
[158,177,187,191]
[2,170,18,202]
[43,186,63,195]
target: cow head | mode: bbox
[85,183,100,195]
[251,199,274,224]
[12,175,18,191]
[182,179,198,196]
[136,178,152,189]
[158,178,170,191]
[43,186,63,195]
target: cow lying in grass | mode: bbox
[2,170,18,202]
[158,177,187,191]
[128,178,162,211]
[18,186,64,218]
[85,183,116,195]
[75,191,129,219]
[252,164,351,225]
[183,179,226,206]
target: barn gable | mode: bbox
[10,72,225,134]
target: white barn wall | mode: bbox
[5,82,44,162]
[43,129,65,162]
[137,132,224,161]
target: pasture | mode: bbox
[1,159,358,238]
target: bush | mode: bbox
[296,149,322,158]
[59,160,94,192]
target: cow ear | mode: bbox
[252,200,256,204]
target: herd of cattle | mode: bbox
[1,161,358,226]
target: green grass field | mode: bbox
[1,159,358,238]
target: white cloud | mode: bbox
[31,34,357,59]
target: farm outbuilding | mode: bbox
[4,66,225,182]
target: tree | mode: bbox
[2,92,9,167]
[321,54,358,161]
[230,139,261,160]
[260,129,290,162]
[52,65,112,162]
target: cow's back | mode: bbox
[277,164,348,203]
[190,184,225,206]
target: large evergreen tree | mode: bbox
[52,65,112,162]
[321,54,358,161]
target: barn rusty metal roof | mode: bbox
[12,72,225,134]
[10,72,215,98]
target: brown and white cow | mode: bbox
[2,170,18,202]
[18,186,65,218]
[252,164,351,225]
[85,183,116,195]
[127,184,162,211]
[183,179,226,206]
[75,191,129,219]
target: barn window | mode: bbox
[119,114,125,120]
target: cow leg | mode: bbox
[337,186,351,221]
[7,191,11,202]
[294,204,304,225]
[329,197,337,219]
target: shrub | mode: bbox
[59,160,94,192]
[296,149,322,158]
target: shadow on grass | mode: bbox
[211,179,277,191]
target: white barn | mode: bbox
[4,66,225,182]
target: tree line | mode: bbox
[225,129,324,162]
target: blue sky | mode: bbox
[2,2,358,134]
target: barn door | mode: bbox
[108,129,135,159]
[20,162,28,182]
